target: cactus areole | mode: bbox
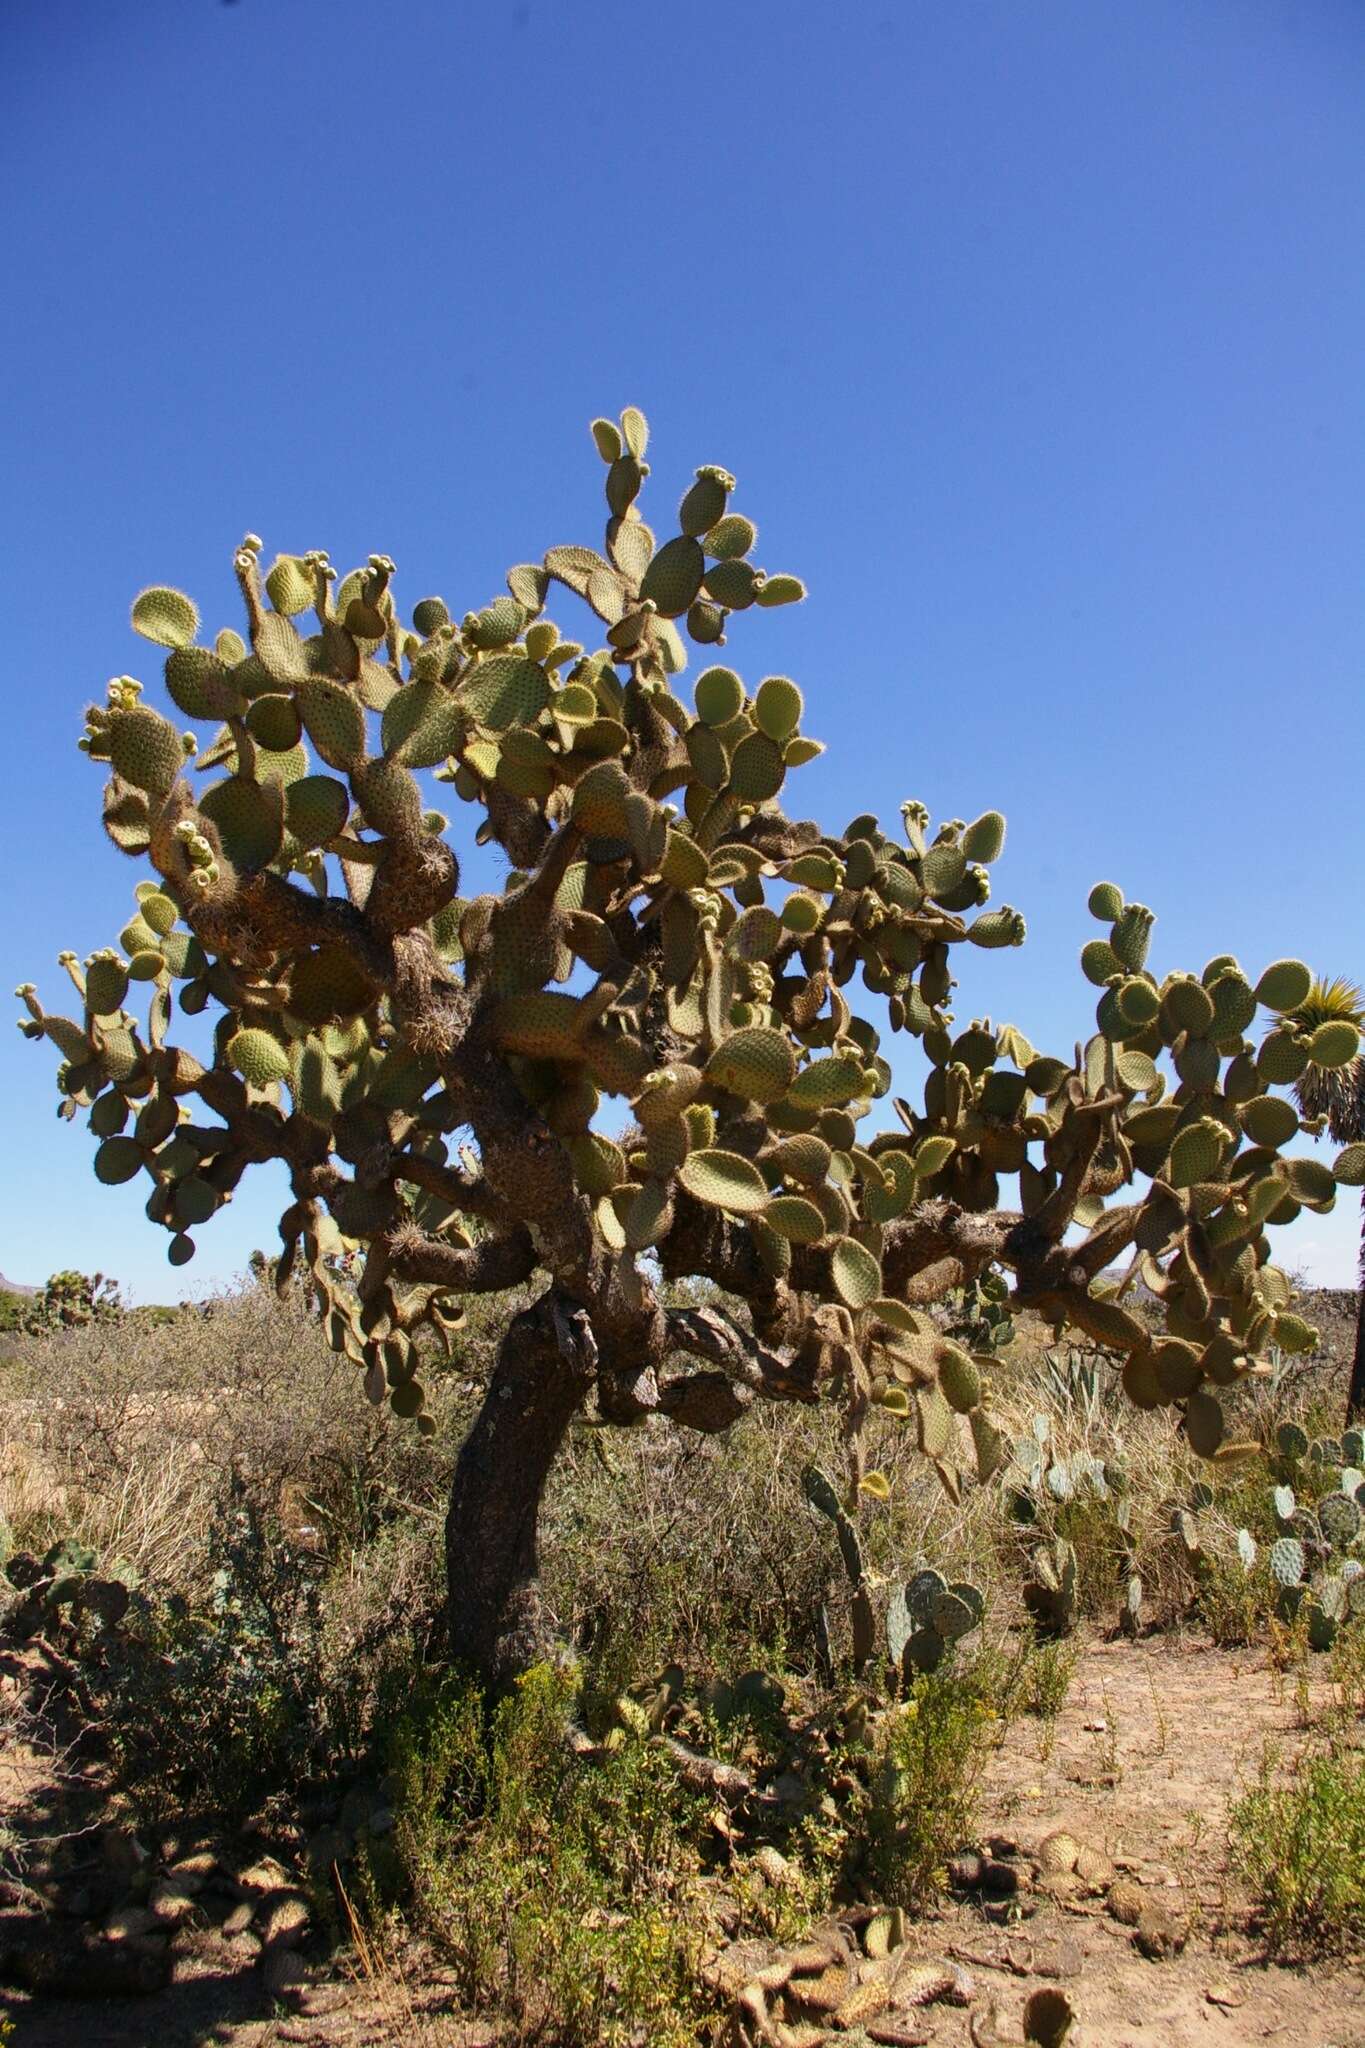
[20,410,1363,1681]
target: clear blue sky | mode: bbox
[2,0,1361,1300]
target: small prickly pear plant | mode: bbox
[1022,1537,1080,1637]
[943,1266,1016,1355]
[801,1461,984,1682]
[18,405,1365,1682]
[4,1537,137,1646]
[1239,1454,1365,1649]
[885,1567,985,1677]
[1003,1410,1119,1525]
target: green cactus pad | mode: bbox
[904,1571,948,1627]
[1161,976,1215,1038]
[287,946,376,1027]
[704,513,757,560]
[1115,1049,1158,1092]
[131,586,199,649]
[754,676,803,743]
[693,666,745,725]
[1080,939,1121,987]
[290,678,361,770]
[1185,1388,1225,1458]
[762,1194,826,1242]
[639,536,706,618]
[769,1134,832,1186]
[264,555,315,616]
[1272,1310,1319,1355]
[936,1342,981,1414]
[108,707,186,797]
[1238,1094,1298,1148]
[491,992,587,1059]
[728,731,786,803]
[1255,1027,1309,1086]
[1110,905,1154,972]
[969,905,1027,948]
[678,471,730,538]
[1318,1492,1361,1548]
[165,646,241,720]
[830,1235,881,1309]
[961,811,1006,864]
[352,758,424,839]
[284,774,349,850]
[1116,977,1161,1028]
[788,1053,867,1109]
[1255,959,1312,1012]
[799,1462,842,1520]
[460,654,550,731]
[227,1028,291,1088]
[1167,1117,1225,1189]
[677,1149,769,1213]
[923,1589,973,1640]
[1277,1157,1335,1209]
[705,1027,797,1104]
[754,573,806,606]
[1207,971,1257,1041]
[84,958,129,1017]
[198,775,285,870]
[94,1136,144,1185]
[913,1134,957,1177]
[1306,1018,1360,1069]
[1269,1536,1305,1587]
[245,693,303,752]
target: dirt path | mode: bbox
[935,1636,1365,2048]
[3,1638,1364,2046]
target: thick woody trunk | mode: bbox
[444,1292,591,1683]
[1346,1197,1365,1426]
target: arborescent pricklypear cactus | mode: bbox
[18,408,1364,1680]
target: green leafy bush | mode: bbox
[865,1658,1001,1910]
[381,1664,713,2047]
[1231,1738,1365,1954]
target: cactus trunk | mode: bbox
[444,1294,593,1683]
[1348,1193,1365,1426]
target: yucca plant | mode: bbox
[17,407,1364,1681]
[1290,978,1365,1422]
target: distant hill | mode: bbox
[0,1274,36,1298]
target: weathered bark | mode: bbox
[444,1289,594,1682]
[1346,1196,1365,1426]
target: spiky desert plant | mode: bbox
[17,410,1365,1680]
[1289,977,1365,1421]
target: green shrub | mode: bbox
[381,1664,714,2047]
[865,1656,1001,1911]
[95,1493,427,1822]
[1230,1738,1365,1955]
